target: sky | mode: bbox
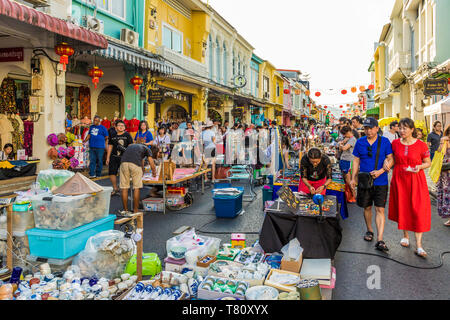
[206,0,394,115]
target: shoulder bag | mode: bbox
[357,136,382,189]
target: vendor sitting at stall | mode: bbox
[299,148,332,195]
[3,143,15,160]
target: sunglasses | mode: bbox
[367,146,373,158]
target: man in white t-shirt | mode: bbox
[382,120,399,143]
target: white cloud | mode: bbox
[206,0,393,114]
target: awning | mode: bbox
[0,0,107,49]
[366,107,380,115]
[424,97,450,116]
[96,42,173,75]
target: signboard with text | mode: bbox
[0,47,24,62]
[148,89,164,103]
[424,78,448,96]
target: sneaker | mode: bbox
[89,175,96,179]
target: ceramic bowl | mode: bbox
[170,246,187,260]
[245,286,279,300]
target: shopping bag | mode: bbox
[430,141,447,183]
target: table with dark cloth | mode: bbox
[272,183,348,220]
[0,162,37,180]
[259,201,342,259]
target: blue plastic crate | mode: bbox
[26,215,115,260]
[213,187,244,218]
[213,182,232,189]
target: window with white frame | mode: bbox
[223,44,228,85]
[94,0,125,19]
[263,76,269,94]
[163,25,182,53]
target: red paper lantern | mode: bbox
[368,84,375,90]
[305,90,311,96]
[130,75,144,94]
[341,89,347,95]
[359,86,366,92]
[283,89,290,94]
[315,92,321,97]
[351,87,357,93]
[324,106,327,109]
[54,42,74,71]
[340,105,343,108]
[88,66,104,89]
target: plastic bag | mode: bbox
[73,230,136,279]
[430,141,447,183]
[281,238,303,261]
[37,169,74,191]
[166,228,221,261]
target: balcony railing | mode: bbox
[156,46,207,78]
[388,51,411,80]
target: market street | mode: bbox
[95,178,450,300]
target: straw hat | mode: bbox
[53,173,104,196]
[202,120,214,128]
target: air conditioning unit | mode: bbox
[121,29,139,47]
[84,15,104,34]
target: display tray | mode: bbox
[265,195,338,218]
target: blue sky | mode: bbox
[206,0,394,114]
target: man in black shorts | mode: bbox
[351,118,394,252]
[106,120,133,195]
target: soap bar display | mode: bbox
[31,187,113,231]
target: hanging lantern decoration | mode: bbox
[341,89,347,95]
[305,90,311,96]
[324,105,327,109]
[340,105,343,108]
[315,91,321,97]
[368,84,375,90]
[351,87,357,93]
[54,42,74,71]
[359,86,366,92]
[130,75,144,94]
[284,89,290,94]
[88,66,104,89]
[295,89,301,95]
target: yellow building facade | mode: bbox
[144,0,211,129]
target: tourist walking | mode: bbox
[427,121,443,160]
[388,118,431,258]
[351,117,393,252]
[383,120,400,143]
[84,115,108,178]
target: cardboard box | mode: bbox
[264,269,301,293]
[280,253,303,273]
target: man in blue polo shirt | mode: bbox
[351,117,394,252]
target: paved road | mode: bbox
[96,177,450,300]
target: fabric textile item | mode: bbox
[352,135,392,186]
[101,119,111,129]
[0,78,17,113]
[128,118,140,133]
[388,139,431,233]
[0,161,14,169]
[259,207,342,259]
[0,114,13,146]
[0,162,36,180]
[78,86,91,119]
[89,147,105,177]
[357,185,389,208]
[47,147,58,160]
[119,162,144,189]
[298,177,327,195]
[437,146,450,218]
[47,134,58,146]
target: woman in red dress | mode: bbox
[388,118,432,258]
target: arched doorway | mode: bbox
[208,109,222,123]
[97,85,124,119]
[166,105,188,121]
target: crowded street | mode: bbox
[0,0,449,307]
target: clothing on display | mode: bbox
[101,118,111,129]
[0,78,17,113]
[78,86,91,119]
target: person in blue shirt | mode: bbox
[351,117,394,252]
[134,120,153,147]
[83,115,108,178]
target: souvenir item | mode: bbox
[47,134,58,147]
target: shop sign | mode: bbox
[0,47,24,62]
[423,78,448,96]
[148,88,164,103]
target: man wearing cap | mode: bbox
[351,117,394,252]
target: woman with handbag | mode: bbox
[437,125,450,226]
[388,118,431,258]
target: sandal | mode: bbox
[375,240,389,252]
[111,189,120,196]
[364,231,374,242]
[400,238,410,248]
[415,248,427,258]
[444,220,450,227]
